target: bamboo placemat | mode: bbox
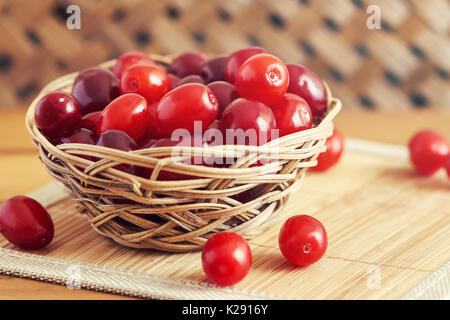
[0,139,449,299]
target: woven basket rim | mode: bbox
[25,53,341,179]
[24,52,342,252]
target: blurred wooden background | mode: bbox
[0,0,448,110]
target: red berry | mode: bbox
[156,83,219,137]
[144,102,163,139]
[235,53,289,106]
[177,75,205,87]
[60,128,96,145]
[312,129,344,172]
[72,67,120,115]
[35,91,82,139]
[120,63,171,104]
[270,93,312,137]
[220,98,277,146]
[200,55,227,83]
[278,215,327,267]
[59,128,96,161]
[96,130,145,176]
[224,47,266,84]
[408,130,449,175]
[445,156,450,179]
[167,73,181,88]
[206,81,239,118]
[168,52,207,78]
[0,196,54,250]
[97,93,149,141]
[287,64,328,119]
[112,50,155,79]
[202,232,252,286]
[81,111,102,134]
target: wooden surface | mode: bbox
[0,108,450,299]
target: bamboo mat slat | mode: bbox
[0,139,449,299]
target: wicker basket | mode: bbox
[25,53,341,252]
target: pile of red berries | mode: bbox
[34,47,330,175]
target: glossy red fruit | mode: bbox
[156,83,219,136]
[270,93,312,137]
[80,111,102,134]
[445,156,450,178]
[97,93,149,142]
[60,128,96,145]
[408,130,449,175]
[72,67,120,115]
[312,129,344,172]
[287,64,327,119]
[206,81,239,118]
[142,102,163,140]
[0,196,54,250]
[120,63,171,104]
[35,91,82,139]
[112,50,155,79]
[220,98,277,146]
[96,129,144,176]
[97,129,137,151]
[59,128,96,161]
[200,55,227,83]
[278,215,327,267]
[137,132,157,149]
[168,52,207,78]
[168,73,181,88]
[202,232,252,286]
[177,75,205,87]
[224,47,266,84]
[235,54,289,106]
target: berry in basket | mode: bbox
[72,67,120,115]
[28,48,342,252]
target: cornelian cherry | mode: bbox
[445,155,450,179]
[72,67,120,115]
[177,75,205,86]
[96,129,145,176]
[168,52,207,78]
[202,232,252,286]
[156,83,219,137]
[235,54,289,106]
[270,93,312,137]
[200,55,227,83]
[35,91,82,140]
[80,111,102,135]
[112,50,155,79]
[97,93,149,141]
[120,63,171,104]
[224,47,266,84]
[0,196,54,250]
[279,215,327,267]
[287,64,327,119]
[408,130,449,175]
[312,129,344,172]
[220,98,277,146]
[206,81,239,118]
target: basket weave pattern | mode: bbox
[26,54,341,252]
